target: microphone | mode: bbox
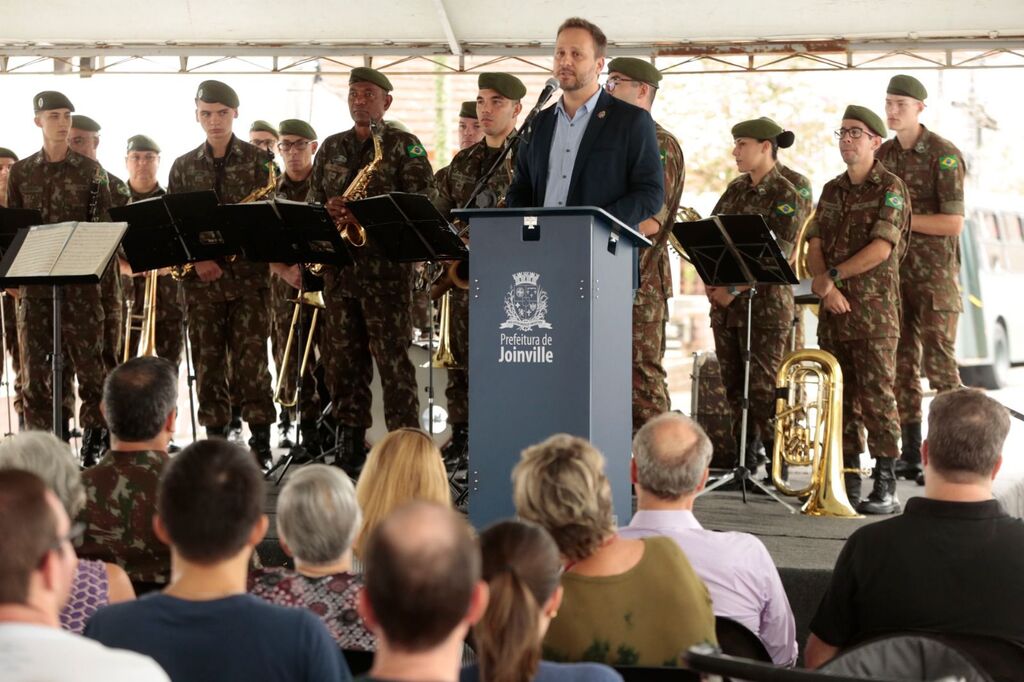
[530,78,561,116]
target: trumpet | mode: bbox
[274,290,327,408]
[122,270,159,361]
[772,348,862,517]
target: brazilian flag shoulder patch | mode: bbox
[798,186,812,200]
[885,191,905,210]
[406,144,426,158]
[938,154,959,170]
[775,202,796,217]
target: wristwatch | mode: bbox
[828,267,844,289]
[727,285,740,296]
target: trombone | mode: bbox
[122,270,159,361]
[274,289,326,408]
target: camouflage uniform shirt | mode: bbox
[777,163,813,216]
[430,134,514,221]
[77,449,171,584]
[637,123,685,306]
[710,165,804,328]
[307,124,434,295]
[806,159,911,341]
[876,125,965,300]
[167,135,274,299]
[5,148,113,299]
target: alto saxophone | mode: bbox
[308,122,383,276]
[172,158,277,280]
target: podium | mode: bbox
[454,207,650,528]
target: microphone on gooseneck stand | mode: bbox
[519,78,561,143]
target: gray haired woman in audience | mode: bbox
[0,431,135,633]
[512,434,717,667]
[461,519,623,682]
[248,464,375,651]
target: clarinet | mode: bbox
[86,168,102,222]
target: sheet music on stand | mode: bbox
[0,221,128,286]
[674,213,798,288]
[218,198,353,268]
[0,207,43,258]
[347,192,468,263]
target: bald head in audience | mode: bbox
[632,412,715,508]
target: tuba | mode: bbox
[771,349,862,517]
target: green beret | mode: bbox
[71,115,101,132]
[33,91,74,113]
[196,80,239,108]
[607,57,662,87]
[126,135,160,153]
[458,101,478,119]
[477,73,528,100]
[887,74,928,101]
[732,117,783,141]
[278,119,317,140]
[249,120,279,138]
[349,67,393,92]
[843,105,887,138]
[0,148,18,161]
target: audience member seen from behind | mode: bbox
[513,434,716,666]
[357,501,487,682]
[249,464,375,650]
[621,413,797,665]
[354,427,451,559]
[461,520,623,682]
[806,388,1024,667]
[78,356,177,592]
[0,431,135,633]
[0,470,168,681]
[84,440,350,682]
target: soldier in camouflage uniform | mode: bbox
[604,58,685,434]
[430,74,525,466]
[69,115,130,375]
[267,119,324,455]
[806,105,911,515]
[167,80,276,469]
[122,134,185,369]
[5,91,112,463]
[0,147,23,427]
[877,75,966,482]
[308,67,435,474]
[706,118,805,476]
[77,357,175,588]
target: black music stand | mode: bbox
[220,198,353,481]
[0,208,43,435]
[112,191,245,443]
[0,221,127,436]
[673,213,798,511]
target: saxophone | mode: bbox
[172,158,277,280]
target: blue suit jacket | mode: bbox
[505,89,664,228]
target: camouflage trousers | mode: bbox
[444,288,468,425]
[712,320,788,448]
[18,288,107,430]
[894,283,961,424]
[101,262,123,373]
[2,294,22,415]
[122,274,185,370]
[187,290,275,428]
[271,277,323,423]
[820,336,901,459]
[632,297,670,434]
[322,281,419,430]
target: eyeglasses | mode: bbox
[38,522,85,566]
[604,76,639,92]
[834,127,877,140]
[277,141,311,152]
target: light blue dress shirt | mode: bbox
[543,87,603,208]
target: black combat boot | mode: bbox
[335,425,367,478]
[291,420,322,464]
[857,457,901,515]
[895,422,922,480]
[248,424,273,472]
[442,423,469,471]
[80,427,108,468]
[206,424,229,439]
[277,411,294,449]
[843,453,863,508]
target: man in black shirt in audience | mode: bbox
[806,388,1024,667]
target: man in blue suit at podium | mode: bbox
[504,17,664,227]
